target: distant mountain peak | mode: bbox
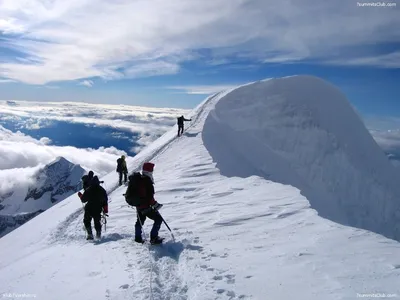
[1,156,86,237]
[25,157,85,202]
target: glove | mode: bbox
[151,202,163,211]
[103,204,108,214]
[78,192,83,199]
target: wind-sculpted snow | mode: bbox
[203,75,400,241]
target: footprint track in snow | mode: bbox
[216,288,237,299]
[210,191,234,197]
[119,284,129,289]
[276,210,299,219]
[225,274,235,284]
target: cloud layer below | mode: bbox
[363,116,400,167]
[0,100,189,198]
[0,100,189,152]
[0,125,126,200]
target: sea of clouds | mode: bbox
[0,100,189,198]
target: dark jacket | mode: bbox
[80,177,108,213]
[116,158,128,173]
[177,116,190,126]
[137,175,156,210]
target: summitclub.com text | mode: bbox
[357,1,397,7]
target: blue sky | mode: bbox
[0,0,399,112]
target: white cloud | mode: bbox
[369,129,400,153]
[39,137,52,145]
[0,126,130,200]
[0,100,189,135]
[0,165,42,204]
[327,52,400,68]
[364,116,400,132]
[0,101,190,166]
[123,60,180,78]
[0,0,398,84]
[168,84,239,95]
[364,116,400,155]
[79,80,93,88]
[0,125,45,144]
[0,79,16,83]
[0,17,24,33]
[0,123,127,175]
[0,98,189,201]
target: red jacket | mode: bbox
[137,175,156,210]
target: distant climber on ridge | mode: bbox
[177,115,191,137]
[116,155,128,186]
[78,176,108,240]
[124,162,164,244]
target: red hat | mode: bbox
[142,162,155,172]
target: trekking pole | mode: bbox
[157,212,175,241]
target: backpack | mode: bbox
[116,158,122,172]
[125,172,146,207]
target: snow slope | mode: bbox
[203,75,400,241]
[0,157,85,237]
[1,76,400,300]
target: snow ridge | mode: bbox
[203,75,400,241]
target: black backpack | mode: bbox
[125,172,146,207]
[116,158,122,172]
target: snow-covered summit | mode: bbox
[0,156,85,237]
[24,156,84,204]
[203,75,400,241]
[0,76,399,300]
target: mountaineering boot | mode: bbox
[85,225,93,240]
[150,236,164,245]
[96,231,101,239]
[134,236,144,244]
